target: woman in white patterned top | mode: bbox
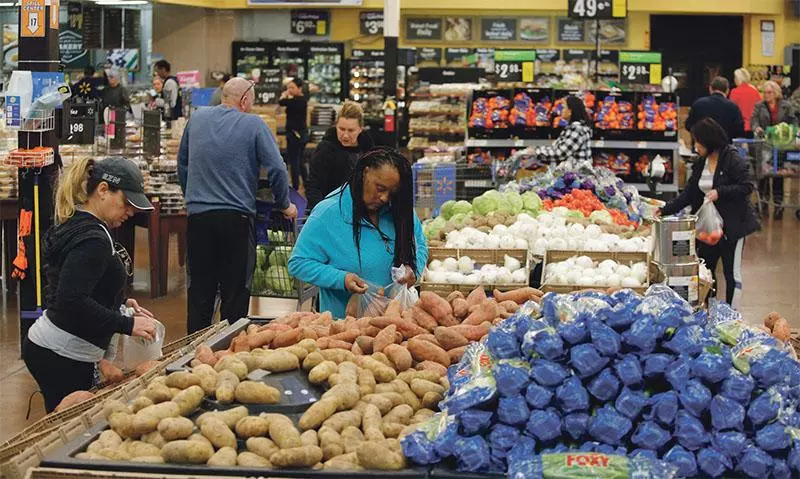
[535,95,593,166]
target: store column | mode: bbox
[383,0,400,148]
[15,0,61,345]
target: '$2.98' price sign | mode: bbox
[619,51,662,85]
[493,50,536,83]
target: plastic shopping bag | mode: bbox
[120,319,166,370]
[385,265,419,310]
[345,281,391,318]
[696,199,724,245]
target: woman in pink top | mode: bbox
[729,68,762,136]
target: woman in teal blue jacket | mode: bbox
[288,148,428,318]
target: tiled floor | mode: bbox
[1,215,798,442]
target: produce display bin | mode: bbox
[25,466,249,479]
[430,462,504,479]
[467,89,513,140]
[508,88,553,140]
[201,368,325,414]
[592,90,637,141]
[421,247,530,297]
[540,249,650,295]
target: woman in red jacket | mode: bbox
[729,68,762,137]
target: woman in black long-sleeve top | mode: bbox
[660,117,759,310]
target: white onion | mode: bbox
[607,273,622,287]
[575,255,594,269]
[429,259,443,271]
[493,224,509,235]
[515,238,528,249]
[497,267,513,284]
[584,224,602,237]
[511,269,527,283]
[621,277,641,288]
[534,238,548,256]
[569,223,585,237]
[457,256,474,274]
[504,255,521,271]
[499,235,516,249]
[616,264,632,278]
[427,270,448,283]
[565,270,582,285]
[485,235,501,249]
[463,273,481,285]
[442,257,459,272]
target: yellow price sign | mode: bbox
[649,63,662,85]
[522,62,534,83]
[316,20,327,36]
[612,0,627,18]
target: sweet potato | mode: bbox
[446,290,465,303]
[385,299,402,319]
[765,311,781,331]
[448,322,491,341]
[419,292,458,326]
[448,346,467,363]
[231,331,251,353]
[247,329,276,349]
[452,298,469,319]
[413,333,440,346]
[329,329,361,343]
[499,300,520,313]
[463,299,498,326]
[410,306,439,330]
[415,361,448,377]
[273,328,301,348]
[434,327,469,350]
[135,360,161,377]
[465,286,487,308]
[407,338,450,367]
[384,344,413,371]
[773,317,791,342]
[55,390,94,411]
[195,345,218,366]
[266,323,294,332]
[373,325,398,353]
[493,287,543,304]
[299,327,319,341]
[355,336,374,354]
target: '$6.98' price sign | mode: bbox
[493,50,536,83]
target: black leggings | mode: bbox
[22,338,95,412]
[285,131,307,190]
[697,237,745,310]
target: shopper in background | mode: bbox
[100,69,130,114]
[71,66,100,101]
[146,77,165,113]
[22,157,158,412]
[178,77,297,334]
[289,148,428,318]
[751,80,796,220]
[279,78,309,190]
[209,73,231,107]
[685,76,745,142]
[154,60,183,120]
[659,118,759,310]
[306,101,374,213]
[534,95,592,166]
[791,86,800,124]
[729,68,762,137]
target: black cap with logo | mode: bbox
[91,156,154,211]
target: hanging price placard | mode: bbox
[493,50,536,82]
[619,51,662,85]
[63,101,96,145]
[360,11,383,35]
[290,10,329,36]
[254,68,283,105]
[568,0,627,19]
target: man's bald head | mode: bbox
[222,77,254,111]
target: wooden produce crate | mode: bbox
[541,250,650,295]
[420,247,530,297]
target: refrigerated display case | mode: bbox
[347,49,386,123]
[307,43,344,104]
[270,42,306,85]
[232,41,270,82]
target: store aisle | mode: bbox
[0,217,798,441]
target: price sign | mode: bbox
[494,50,536,82]
[360,11,383,35]
[568,0,627,19]
[255,68,282,105]
[63,101,96,145]
[619,51,662,85]
[290,10,329,36]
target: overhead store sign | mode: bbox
[406,18,442,40]
[494,50,535,83]
[417,47,442,66]
[21,0,46,38]
[418,67,484,84]
[351,49,384,59]
[60,2,88,68]
[360,11,383,35]
[481,18,517,42]
[619,51,662,85]
[558,18,585,43]
[290,10,329,36]
[248,0,361,4]
[568,0,627,19]
[445,48,475,66]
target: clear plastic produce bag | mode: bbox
[385,265,419,310]
[120,319,165,370]
[696,199,724,245]
[345,281,391,318]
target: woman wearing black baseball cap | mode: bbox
[22,156,160,412]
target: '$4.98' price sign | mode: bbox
[493,50,536,83]
[619,51,662,85]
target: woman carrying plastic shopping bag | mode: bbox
[659,118,759,309]
[288,148,428,318]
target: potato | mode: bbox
[75,452,106,460]
[323,383,361,410]
[383,404,414,425]
[162,440,214,464]
[237,451,272,467]
[157,416,194,441]
[247,437,279,460]
[140,431,166,448]
[214,356,248,380]
[303,351,325,371]
[132,402,180,436]
[301,429,319,447]
[362,403,384,441]
[357,356,396,383]
[317,426,344,460]
[357,367,376,396]
[381,422,405,438]
[329,362,358,386]
[309,361,338,384]
[234,381,280,404]
[371,352,395,369]
[96,429,122,448]
[95,448,133,461]
[278,345,310,362]
[297,338,318,352]
[125,440,162,458]
[268,414,303,449]
[215,369,240,404]
[356,441,407,470]
[270,445,323,468]
[143,382,173,403]
[299,397,338,430]
[257,350,301,372]
[131,396,154,413]
[383,344,412,372]
[108,412,136,438]
[172,385,204,416]
[192,364,219,396]
[411,408,436,424]
[360,394,394,415]
[200,417,237,449]
[341,426,364,454]
[422,391,443,409]
[410,378,446,398]
[131,455,165,463]
[398,369,441,384]
[102,399,129,419]
[319,349,355,364]
[321,410,361,433]
[207,446,237,466]
[188,433,214,449]
[235,415,270,438]
[165,371,201,390]
[323,452,363,470]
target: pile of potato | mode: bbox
[193,286,543,373]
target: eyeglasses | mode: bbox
[114,242,133,278]
[240,81,255,105]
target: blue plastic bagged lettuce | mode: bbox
[557,318,588,345]
[679,379,712,416]
[772,458,792,479]
[675,411,711,450]
[525,382,553,409]
[587,405,632,446]
[570,344,609,378]
[562,412,589,441]
[525,408,562,443]
[498,395,529,426]
[506,436,539,479]
[458,408,493,436]
[747,387,782,427]
[614,354,643,387]
[631,420,671,450]
[556,376,589,413]
[750,348,792,389]
[589,318,621,357]
[453,435,491,472]
[494,359,530,397]
[697,447,732,477]
[664,356,693,390]
[615,387,649,420]
[401,412,454,465]
[692,351,732,384]
[709,394,745,431]
[488,423,520,452]
[439,343,496,414]
[587,368,621,402]
[712,430,749,458]
[643,353,673,378]
[720,368,755,404]
[524,327,565,361]
[737,445,773,478]
[647,391,679,427]
[486,328,519,360]
[664,324,713,357]
[755,422,792,451]
[529,359,569,387]
[789,440,800,472]
[622,317,666,353]
[664,444,698,477]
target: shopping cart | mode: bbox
[734,136,800,220]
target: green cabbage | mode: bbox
[472,194,498,216]
[589,209,614,225]
[439,200,456,220]
[269,246,293,268]
[251,269,268,294]
[504,191,524,215]
[256,246,268,268]
[450,213,468,227]
[424,216,448,240]
[267,229,288,244]
[266,266,295,294]
[452,200,473,216]
[521,191,543,213]
[565,210,586,220]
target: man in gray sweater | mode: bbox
[178,77,297,333]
